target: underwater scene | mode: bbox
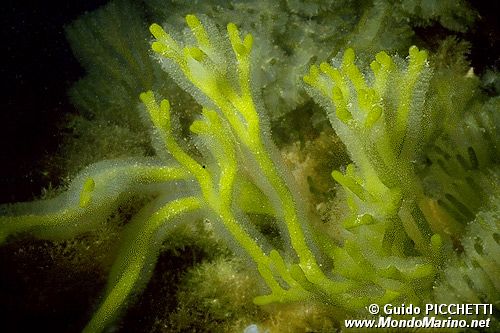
[1,0,499,332]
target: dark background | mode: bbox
[0,0,108,203]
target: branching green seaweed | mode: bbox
[1,4,499,333]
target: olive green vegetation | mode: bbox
[1,0,499,332]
